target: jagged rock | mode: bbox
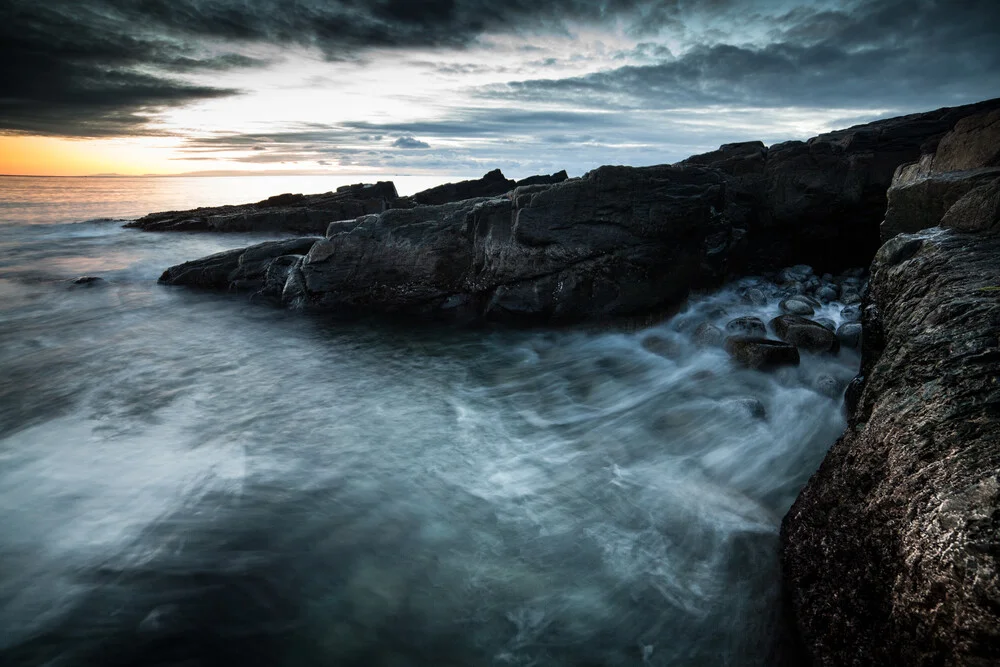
[411,169,515,206]
[680,141,768,177]
[770,315,840,354]
[263,164,739,324]
[514,170,569,187]
[782,228,1000,666]
[159,237,320,291]
[881,166,1000,240]
[755,98,1000,271]
[725,316,767,337]
[127,182,398,233]
[724,336,800,369]
[882,108,1000,240]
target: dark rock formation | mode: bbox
[154,98,1000,325]
[514,170,569,187]
[411,169,516,206]
[126,182,400,233]
[883,108,1000,240]
[162,164,742,324]
[724,336,800,369]
[158,237,319,291]
[782,227,1000,666]
[682,98,1000,272]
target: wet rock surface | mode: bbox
[781,227,1000,667]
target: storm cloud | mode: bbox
[491,0,1000,112]
[1,0,997,175]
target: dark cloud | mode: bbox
[391,137,431,149]
[491,0,1000,112]
[7,0,995,159]
[0,0,677,136]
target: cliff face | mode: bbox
[780,108,1000,665]
[780,227,1000,667]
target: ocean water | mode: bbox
[0,175,858,666]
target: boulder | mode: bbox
[782,228,1000,666]
[836,322,862,349]
[770,315,840,354]
[411,169,516,206]
[779,299,815,316]
[724,336,800,369]
[725,316,767,338]
[813,317,836,332]
[127,182,399,233]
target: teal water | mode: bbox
[0,176,857,666]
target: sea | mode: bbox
[0,175,859,666]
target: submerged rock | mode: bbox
[69,276,106,288]
[724,336,800,369]
[693,323,725,347]
[725,316,767,338]
[782,227,1000,666]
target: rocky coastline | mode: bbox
[133,97,1000,664]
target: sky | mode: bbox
[1,0,998,178]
